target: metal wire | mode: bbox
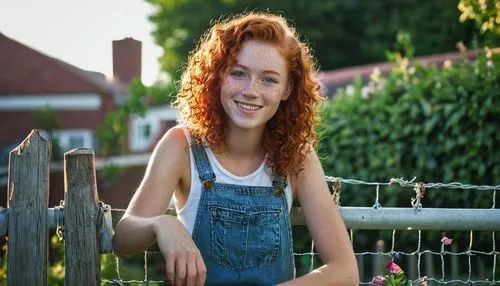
[102,177,500,285]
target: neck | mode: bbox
[224,126,265,158]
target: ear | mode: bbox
[281,80,292,101]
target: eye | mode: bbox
[263,77,279,84]
[229,70,246,78]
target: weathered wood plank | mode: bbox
[64,148,100,286]
[7,130,50,286]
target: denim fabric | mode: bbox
[190,142,295,285]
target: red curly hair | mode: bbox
[174,12,324,177]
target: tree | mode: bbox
[33,106,62,160]
[97,79,176,156]
[146,0,480,78]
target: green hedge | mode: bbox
[318,46,500,208]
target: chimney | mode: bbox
[112,38,141,85]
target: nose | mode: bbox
[242,77,259,98]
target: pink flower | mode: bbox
[371,275,386,286]
[420,276,428,286]
[441,236,453,245]
[386,261,402,274]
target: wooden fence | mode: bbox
[3,130,101,285]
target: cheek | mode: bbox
[220,82,231,98]
[265,86,287,102]
[221,80,241,95]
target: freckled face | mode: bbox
[220,40,290,133]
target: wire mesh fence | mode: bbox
[100,177,500,285]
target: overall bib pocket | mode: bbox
[209,204,281,270]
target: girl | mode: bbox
[113,12,359,286]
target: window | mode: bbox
[140,123,151,139]
[68,134,85,149]
[50,129,94,154]
[130,119,157,152]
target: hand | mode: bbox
[153,215,207,286]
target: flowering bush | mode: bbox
[371,261,411,286]
[371,236,453,285]
[441,236,453,245]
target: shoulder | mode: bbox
[291,148,322,179]
[290,149,325,195]
[158,125,189,145]
[155,125,189,155]
[149,125,190,176]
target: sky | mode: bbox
[0,0,163,85]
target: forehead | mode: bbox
[235,40,287,74]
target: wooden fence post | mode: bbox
[451,244,459,278]
[424,251,435,278]
[407,253,417,280]
[7,130,50,286]
[372,239,386,276]
[64,148,100,286]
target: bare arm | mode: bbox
[279,150,359,286]
[112,126,206,286]
[112,126,187,255]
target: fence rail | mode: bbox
[1,130,499,285]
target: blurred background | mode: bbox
[0,0,499,284]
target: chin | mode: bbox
[230,120,264,131]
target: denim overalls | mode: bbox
[190,142,295,285]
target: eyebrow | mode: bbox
[233,64,283,78]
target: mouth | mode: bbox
[234,100,263,111]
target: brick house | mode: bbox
[0,33,178,208]
[0,33,142,159]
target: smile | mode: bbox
[235,101,262,111]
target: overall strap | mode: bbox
[191,139,216,189]
[272,175,288,196]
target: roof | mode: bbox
[318,49,482,95]
[0,32,127,97]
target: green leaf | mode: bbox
[395,271,405,280]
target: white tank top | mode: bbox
[173,127,293,234]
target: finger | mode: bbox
[195,254,207,286]
[175,256,187,286]
[165,252,176,285]
[185,258,197,286]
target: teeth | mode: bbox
[236,102,261,111]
